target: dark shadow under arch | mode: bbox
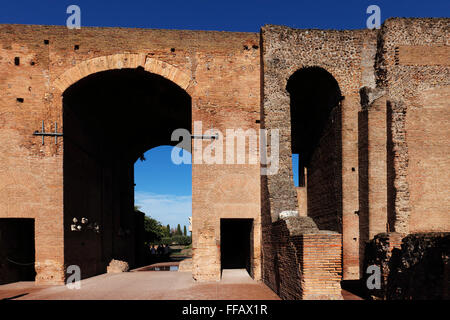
[287,66,343,232]
[62,68,192,279]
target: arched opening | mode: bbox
[134,145,192,268]
[62,67,191,279]
[287,67,342,231]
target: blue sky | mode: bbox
[1,0,447,228]
[134,146,191,230]
[0,1,448,32]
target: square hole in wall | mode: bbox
[0,218,36,283]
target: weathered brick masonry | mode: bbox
[0,24,261,284]
[0,18,449,299]
[261,24,379,284]
[261,217,342,299]
[260,18,449,299]
[376,19,450,235]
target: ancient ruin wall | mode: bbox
[376,18,450,234]
[1,18,449,294]
[261,24,378,281]
[0,24,261,283]
[364,232,450,300]
[307,104,342,232]
[0,25,65,284]
[262,216,342,300]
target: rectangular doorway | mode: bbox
[0,218,36,285]
[220,219,253,274]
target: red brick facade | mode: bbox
[0,18,449,299]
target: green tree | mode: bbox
[183,225,187,236]
[166,224,171,237]
[171,235,192,245]
[176,224,182,235]
[143,215,165,243]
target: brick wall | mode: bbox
[376,18,450,234]
[0,25,65,284]
[262,217,342,300]
[295,187,307,216]
[307,104,342,232]
[0,24,261,283]
[299,233,343,299]
[358,88,389,273]
[262,219,303,299]
[406,86,450,232]
[1,18,449,294]
[261,24,378,280]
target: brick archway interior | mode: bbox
[62,67,192,279]
[287,66,343,232]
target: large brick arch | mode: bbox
[52,53,193,93]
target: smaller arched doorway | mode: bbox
[287,66,343,232]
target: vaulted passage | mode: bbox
[288,67,343,231]
[63,68,191,279]
[0,218,35,285]
[220,219,253,274]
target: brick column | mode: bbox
[342,95,360,280]
[367,96,388,239]
[299,233,343,299]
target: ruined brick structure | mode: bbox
[0,18,448,299]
